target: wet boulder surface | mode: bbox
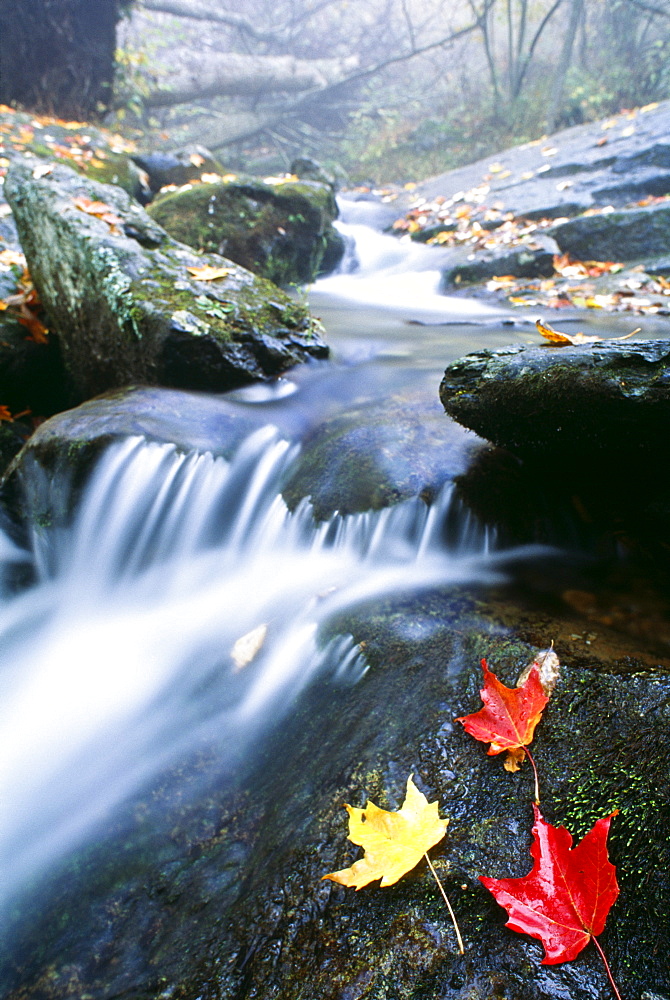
[1,585,669,1000]
[440,338,670,459]
[148,173,344,287]
[4,157,328,403]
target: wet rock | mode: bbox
[147,173,344,286]
[2,588,669,999]
[0,106,150,202]
[0,385,275,532]
[440,233,558,287]
[4,157,328,402]
[290,156,339,189]
[412,101,670,222]
[132,145,226,194]
[282,391,486,519]
[548,202,670,261]
[439,338,670,459]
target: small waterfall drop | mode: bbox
[312,199,512,324]
[0,428,506,908]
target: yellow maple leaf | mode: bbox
[187,264,233,281]
[323,774,448,889]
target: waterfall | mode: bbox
[312,201,513,323]
[0,427,506,908]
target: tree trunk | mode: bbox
[0,0,122,118]
[545,0,584,131]
[143,51,359,107]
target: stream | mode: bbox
[1,204,667,996]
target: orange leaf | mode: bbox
[536,319,601,345]
[455,659,548,765]
[73,196,122,228]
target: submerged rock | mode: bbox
[147,173,344,286]
[439,338,670,458]
[4,158,328,402]
[282,391,486,519]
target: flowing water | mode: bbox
[0,210,619,920]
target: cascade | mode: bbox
[0,424,510,909]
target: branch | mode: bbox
[513,0,565,99]
[139,0,287,43]
[628,0,670,16]
[143,51,360,107]
[303,13,487,98]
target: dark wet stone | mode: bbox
[440,234,558,287]
[2,586,669,999]
[440,338,670,458]
[4,157,328,402]
[133,145,225,193]
[282,392,486,519]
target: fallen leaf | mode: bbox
[0,249,26,269]
[231,623,267,671]
[517,647,560,697]
[187,264,233,281]
[481,805,619,965]
[32,163,54,179]
[536,318,601,345]
[536,318,640,346]
[323,774,448,889]
[455,659,548,771]
[73,196,121,229]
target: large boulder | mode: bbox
[147,173,345,286]
[548,202,670,262]
[412,101,670,222]
[4,158,328,402]
[0,106,151,202]
[2,591,669,1000]
[439,339,670,459]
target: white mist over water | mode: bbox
[0,426,507,908]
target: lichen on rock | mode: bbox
[4,157,328,403]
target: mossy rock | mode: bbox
[4,157,328,402]
[148,174,344,286]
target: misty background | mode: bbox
[2,1,669,182]
[111,0,670,181]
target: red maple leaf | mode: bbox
[480,806,620,991]
[455,659,548,767]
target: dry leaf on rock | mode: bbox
[186,264,233,282]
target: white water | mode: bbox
[0,425,508,908]
[312,204,513,324]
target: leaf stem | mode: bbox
[591,934,623,1000]
[424,853,465,954]
[525,747,540,804]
